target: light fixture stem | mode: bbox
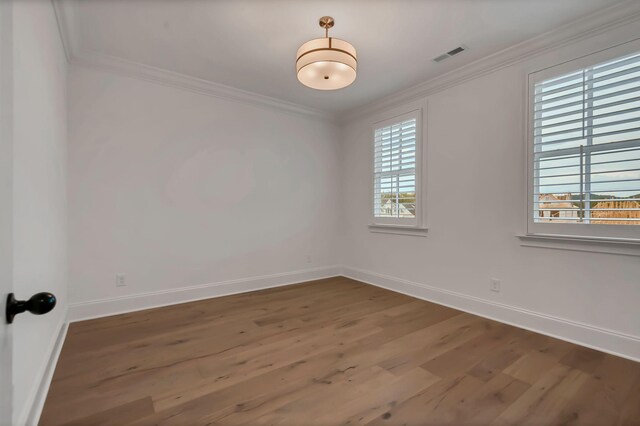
[319,16,334,38]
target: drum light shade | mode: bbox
[296,17,357,90]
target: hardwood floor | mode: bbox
[40,277,640,425]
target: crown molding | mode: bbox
[51,0,78,63]
[341,0,640,123]
[51,0,336,123]
[71,48,337,121]
[52,0,640,125]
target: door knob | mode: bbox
[5,292,56,324]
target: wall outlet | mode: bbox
[306,255,312,263]
[116,273,126,287]
[490,278,501,293]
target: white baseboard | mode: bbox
[68,265,342,322]
[18,311,69,426]
[342,266,640,362]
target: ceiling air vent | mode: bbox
[433,45,466,63]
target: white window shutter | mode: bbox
[533,51,640,226]
[373,118,417,219]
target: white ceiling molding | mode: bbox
[341,0,640,123]
[71,48,336,121]
[51,0,79,63]
[52,0,640,125]
[51,0,336,122]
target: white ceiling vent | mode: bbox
[432,46,467,63]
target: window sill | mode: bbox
[517,233,640,256]
[369,224,428,237]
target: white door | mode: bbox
[0,0,13,423]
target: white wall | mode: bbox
[0,0,14,421]
[67,65,341,309]
[12,0,68,424]
[341,20,640,359]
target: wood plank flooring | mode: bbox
[40,277,640,425]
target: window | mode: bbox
[372,110,421,228]
[527,42,640,241]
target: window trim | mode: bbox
[370,102,426,231]
[525,38,640,243]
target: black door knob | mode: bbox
[5,292,56,324]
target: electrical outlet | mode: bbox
[306,255,312,263]
[490,278,501,293]
[116,273,126,287]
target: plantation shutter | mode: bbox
[374,117,417,219]
[533,51,640,225]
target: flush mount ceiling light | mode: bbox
[296,16,357,90]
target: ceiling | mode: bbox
[63,0,626,113]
